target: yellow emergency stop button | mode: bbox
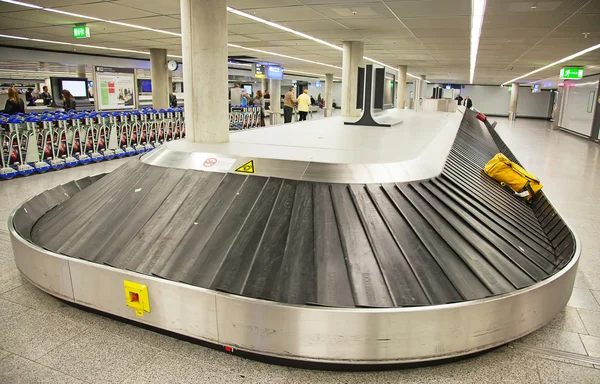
[124,280,150,317]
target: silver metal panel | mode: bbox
[9,229,74,301]
[216,256,578,363]
[68,260,219,342]
[9,198,581,364]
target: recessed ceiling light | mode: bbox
[501,42,600,85]
[531,5,537,9]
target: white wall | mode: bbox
[462,85,553,118]
[559,75,599,137]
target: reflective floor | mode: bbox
[1,117,600,383]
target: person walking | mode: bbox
[62,89,77,111]
[465,96,473,109]
[455,94,463,106]
[2,87,25,115]
[283,87,296,123]
[297,89,310,121]
[40,86,52,106]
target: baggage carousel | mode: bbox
[8,108,579,365]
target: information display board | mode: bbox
[93,66,137,111]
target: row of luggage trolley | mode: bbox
[0,107,185,180]
[229,105,263,130]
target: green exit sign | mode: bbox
[72,26,90,39]
[560,67,583,79]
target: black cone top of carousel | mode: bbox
[27,110,575,308]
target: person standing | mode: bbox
[283,87,296,123]
[253,90,265,126]
[169,86,178,107]
[2,87,25,115]
[62,89,77,111]
[264,90,270,99]
[25,88,37,107]
[40,86,52,106]
[455,94,463,106]
[465,96,473,109]
[297,89,310,121]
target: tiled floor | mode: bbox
[1,117,600,383]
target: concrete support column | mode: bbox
[76,64,86,79]
[341,41,364,117]
[324,73,333,117]
[509,83,519,120]
[150,48,169,110]
[396,65,407,110]
[167,70,173,93]
[260,78,266,93]
[269,79,281,125]
[180,0,229,143]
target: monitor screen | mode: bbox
[140,79,152,93]
[61,80,87,97]
[384,73,395,106]
[267,65,284,80]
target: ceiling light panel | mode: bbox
[470,0,487,84]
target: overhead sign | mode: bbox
[254,63,266,78]
[72,25,90,39]
[267,65,284,80]
[445,85,452,90]
[560,67,583,79]
[532,84,540,93]
[315,81,322,88]
[235,160,255,174]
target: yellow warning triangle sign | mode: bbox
[235,160,255,174]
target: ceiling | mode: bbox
[0,0,599,84]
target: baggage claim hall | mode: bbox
[0,0,600,383]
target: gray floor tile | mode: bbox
[581,334,600,358]
[578,308,600,337]
[37,328,160,384]
[0,349,9,361]
[0,255,28,295]
[537,357,600,384]
[0,309,86,360]
[592,290,600,306]
[0,283,67,313]
[516,326,587,355]
[54,304,185,353]
[122,351,246,384]
[0,297,28,321]
[0,354,84,384]
[541,306,587,334]
[567,288,600,311]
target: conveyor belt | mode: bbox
[29,110,576,308]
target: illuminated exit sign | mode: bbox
[560,67,583,79]
[72,25,90,39]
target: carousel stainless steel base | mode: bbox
[8,109,579,365]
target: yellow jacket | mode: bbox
[297,93,310,112]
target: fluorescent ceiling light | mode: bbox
[0,33,150,55]
[1,0,40,9]
[228,43,342,70]
[364,56,429,82]
[45,8,102,21]
[284,69,342,79]
[502,43,600,85]
[226,7,343,52]
[470,0,486,84]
